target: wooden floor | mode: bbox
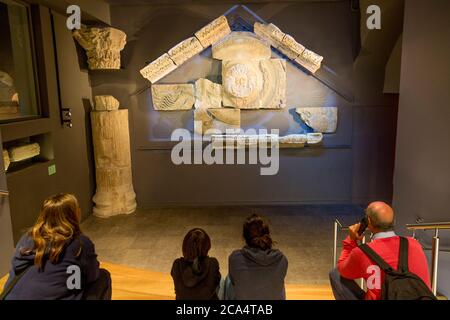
[0,262,334,300]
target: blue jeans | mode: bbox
[329,268,365,300]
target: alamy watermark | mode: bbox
[171,125,280,176]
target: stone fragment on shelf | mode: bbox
[279,134,307,148]
[8,143,40,162]
[3,149,10,171]
[306,132,323,145]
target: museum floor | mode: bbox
[82,205,361,284]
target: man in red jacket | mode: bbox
[329,201,431,300]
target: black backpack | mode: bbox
[359,236,437,300]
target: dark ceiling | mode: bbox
[103,0,342,6]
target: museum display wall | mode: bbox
[0,3,111,244]
[89,1,401,207]
[392,0,450,297]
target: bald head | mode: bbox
[366,201,395,232]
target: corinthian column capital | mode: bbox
[73,27,126,70]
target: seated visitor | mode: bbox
[1,193,111,300]
[171,228,221,300]
[225,214,288,300]
[329,201,432,300]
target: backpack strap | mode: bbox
[398,236,409,273]
[359,243,394,272]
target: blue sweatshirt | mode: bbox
[4,233,100,300]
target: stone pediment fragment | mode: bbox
[168,37,204,66]
[212,32,271,61]
[194,107,240,135]
[195,78,222,109]
[140,54,177,84]
[222,59,286,109]
[254,22,323,73]
[296,107,337,133]
[295,49,324,74]
[151,84,195,110]
[73,27,126,69]
[195,15,231,48]
[253,23,285,47]
[279,34,305,60]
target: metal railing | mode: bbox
[406,222,450,295]
[333,219,368,289]
[333,219,450,296]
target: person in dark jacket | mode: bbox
[1,193,111,300]
[226,214,288,300]
[171,228,221,300]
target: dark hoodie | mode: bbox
[171,256,221,300]
[228,246,288,300]
[4,233,100,300]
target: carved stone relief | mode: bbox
[194,107,240,135]
[222,59,286,109]
[296,107,337,133]
[194,15,231,48]
[212,32,271,61]
[195,78,222,109]
[168,37,204,66]
[140,53,177,84]
[151,84,195,110]
[73,27,126,69]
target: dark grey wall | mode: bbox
[393,0,450,297]
[90,1,400,207]
[0,6,96,243]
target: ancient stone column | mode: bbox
[73,27,126,69]
[91,95,136,218]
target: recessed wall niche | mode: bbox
[2,132,54,174]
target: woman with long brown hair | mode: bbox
[1,193,111,300]
[226,214,288,300]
